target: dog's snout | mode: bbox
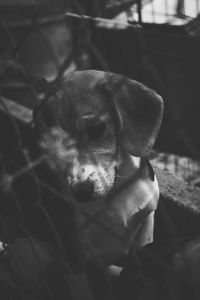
[71,181,94,203]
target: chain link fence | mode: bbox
[0,1,200,299]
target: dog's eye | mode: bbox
[86,122,106,141]
[77,117,108,142]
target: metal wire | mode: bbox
[0,1,200,300]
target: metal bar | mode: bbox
[65,12,141,29]
[0,96,32,124]
[137,0,142,24]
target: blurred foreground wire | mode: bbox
[0,1,200,299]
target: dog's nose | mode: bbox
[71,181,94,203]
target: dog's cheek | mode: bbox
[91,162,117,196]
[39,126,78,171]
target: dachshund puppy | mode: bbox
[34,70,163,264]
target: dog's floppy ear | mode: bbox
[98,73,163,156]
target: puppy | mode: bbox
[34,70,163,264]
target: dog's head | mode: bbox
[34,70,163,202]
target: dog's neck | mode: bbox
[115,153,141,183]
[112,153,159,241]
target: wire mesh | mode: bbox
[0,1,200,300]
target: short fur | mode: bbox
[34,70,163,263]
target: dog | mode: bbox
[34,70,163,265]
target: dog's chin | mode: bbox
[70,182,95,203]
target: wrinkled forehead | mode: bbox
[62,78,109,118]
